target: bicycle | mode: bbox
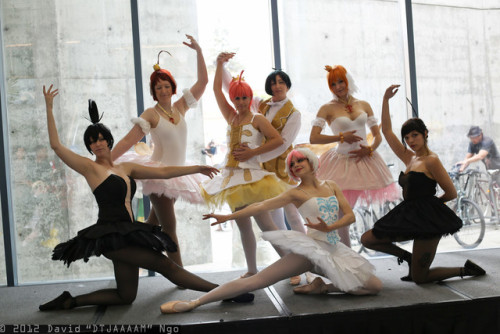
[447,166,486,248]
[467,168,500,227]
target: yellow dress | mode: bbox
[200,114,287,211]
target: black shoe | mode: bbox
[461,260,486,278]
[223,292,255,303]
[39,291,75,311]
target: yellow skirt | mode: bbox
[201,175,288,211]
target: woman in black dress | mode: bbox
[39,85,251,310]
[361,85,485,284]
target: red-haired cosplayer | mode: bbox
[200,52,288,278]
[112,35,208,267]
[160,147,382,314]
[310,65,399,248]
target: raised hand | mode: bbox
[203,213,230,226]
[384,84,400,100]
[198,165,220,179]
[43,84,59,110]
[183,34,201,51]
[304,217,330,232]
[216,52,235,65]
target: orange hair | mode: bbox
[325,65,349,93]
[229,70,253,106]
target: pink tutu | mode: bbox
[116,151,206,204]
[317,149,400,205]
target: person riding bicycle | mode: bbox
[457,126,500,183]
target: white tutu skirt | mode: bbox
[317,149,400,205]
[116,151,206,204]
[262,230,375,292]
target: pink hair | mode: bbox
[285,147,319,181]
[229,70,253,107]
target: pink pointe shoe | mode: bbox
[160,300,200,314]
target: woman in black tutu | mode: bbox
[361,85,486,284]
[39,85,251,311]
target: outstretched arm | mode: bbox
[122,162,219,181]
[203,190,295,225]
[111,125,145,160]
[176,34,208,115]
[43,85,93,176]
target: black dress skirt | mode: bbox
[52,174,177,267]
[372,171,462,240]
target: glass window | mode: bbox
[2,0,136,282]
[413,1,499,252]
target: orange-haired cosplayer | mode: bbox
[310,65,400,248]
[200,52,288,278]
[111,35,208,268]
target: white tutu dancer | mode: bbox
[160,147,382,314]
[111,35,209,267]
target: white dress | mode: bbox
[117,89,205,203]
[262,195,375,292]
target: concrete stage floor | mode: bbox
[1,248,498,334]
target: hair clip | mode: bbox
[232,70,245,84]
[153,50,173,71]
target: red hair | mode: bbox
[325,65,349,93]
[229,70,253,106]
[150,69,177,100]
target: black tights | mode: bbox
[71,246,217,307]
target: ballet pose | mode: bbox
[360,85,486,283]
[112,35,208,267]
[223,63,306,284]
[39,85,253,311]
[200,52,288,277]
[160,147,382,314]
[310,65,399,247]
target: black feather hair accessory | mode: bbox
[88,99,104,124]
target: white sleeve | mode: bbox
[258,111,301,163]
[182,88,198,108]
[311,117,327,130]
[131,117,151,135]
[367,115,378,128]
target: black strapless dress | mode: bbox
[52,174,177,267]
[372,171,462,240]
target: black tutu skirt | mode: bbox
[372,196,463,240]
[52,220,177,267]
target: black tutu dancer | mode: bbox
[372,171,462,240]
[52,174,177,267]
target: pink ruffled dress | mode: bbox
[117,89,206,204]
[313,112,400,205]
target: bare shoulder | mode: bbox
[317,103,335,119]
[424,153,444,170]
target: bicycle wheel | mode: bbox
[453,198,486,249]
[471,182,491,218]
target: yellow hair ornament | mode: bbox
[153,50,172,71]
[232,70,245,84]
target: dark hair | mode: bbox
[83,99,114,155]
[401,117,428,149]
[264,70,292,96]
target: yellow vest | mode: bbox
[259,98,297,185]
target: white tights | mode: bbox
[235,210,286,274]
[270,203,306,234]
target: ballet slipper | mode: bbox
[293,277,329,295]
[160,299,200,314]
[305,271,317,284]
[289,275,301,286]
[39,291,76,311]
